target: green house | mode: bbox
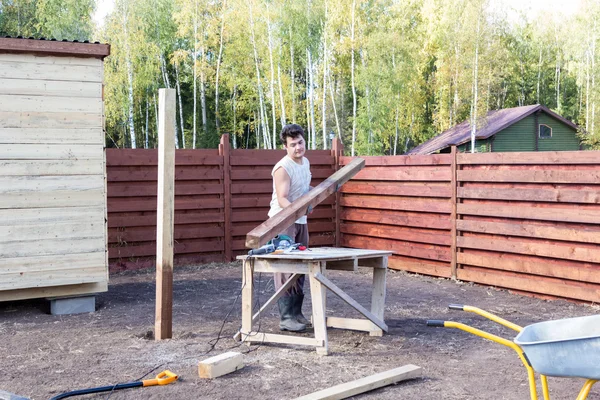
[406,104,582,154]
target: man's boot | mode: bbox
[278,296,306,332]
[293,294,311,326]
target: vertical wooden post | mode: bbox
[450,145,458,280]
[331,137,343,247]
[309,261,328,355]
[219,134,232,262]
[155,88,176,340]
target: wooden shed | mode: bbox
[0,38,111,302]
[407,104,582,154]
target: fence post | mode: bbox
[155,88,176,340]
[331,137,344,247]
[219,134,232,262]
[450,145,458,280]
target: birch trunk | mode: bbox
[537,47,542,104]
[123,13,136,148]
[215,0,226,134]
[232,85,238,149]
[470,14,481,153]
[322,1,328,149]
[278,63,286,126]
[200,45,208,138]
[145,96,149,149]
[154,92,159,148]
[350,0,357,156]
[174,62,184,149]
[308,49,316,149]
[193,0,198,148]
[328,71,341,142]
[267,12,277,147]
[290,29,296,124]
[394,97,399,155]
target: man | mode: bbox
[268,124,312,332]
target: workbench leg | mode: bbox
[370,259,387,337]
[309,261,328,355]
[241,260,254,345]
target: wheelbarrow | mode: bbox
[427,304,600,400]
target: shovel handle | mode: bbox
[142,370,178,387]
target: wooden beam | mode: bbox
[293,364,422,400]
[155,88,176,340]
[219,134,232,261]
[241,332,324,347]
[198,352,244,379]
[0,37,111,59]
[313,272,388,332]
[245,157,365,248]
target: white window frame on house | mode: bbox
[539,124,552,139]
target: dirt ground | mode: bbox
[2,262,599,400]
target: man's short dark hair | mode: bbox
[280,124,305,146]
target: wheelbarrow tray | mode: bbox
[514,314,600,380]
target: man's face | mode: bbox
[284,135,305,160]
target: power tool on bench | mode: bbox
[247,234,307,256]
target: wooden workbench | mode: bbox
[235,247,392,355]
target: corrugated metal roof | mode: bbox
[0,36,110,59]
[2,35,103,44]
[406,104,579,155]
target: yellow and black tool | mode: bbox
[50,370,178,400]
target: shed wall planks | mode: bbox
[0,51,107,299]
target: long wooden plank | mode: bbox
[458,169,600,184]
[0,281,107,302]
[457,151,600,165]
[388,256,451,278]
[313,272,388,332]
[1,237,105,258]
[0,222,104,243]
[458,187,600,204]
[294,364,422,400]
[108,226,223,243]
[106,166,222,182]
[341,181,452,197]
[245,157,365,248]
[242,332,324,347]
[340,196,452,213]
[231,168,333,180]
[457,203,600,224]
[354,167,452,181]
[0,111,103,129]
[0,252,106,274]
[0,144,103,160]
[457,220,600,244]
[457,236,600,263]
[0,160,103,176]
[340,208,452,230]
[0,61,103,82]
[107,212,223,228]
[107,198,224,213]
[341,154,451,165]
[0,78,102,98]
[457,252,600,284]
[1,266,106,290]
[0,95,103,113]
[0,189,104,209]
[107,182,223,197]
[105,149,222,166]
[155,89,176,340]
[325,317,378,332]
[457,267,600,303]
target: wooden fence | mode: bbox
[105,141,600,302]
[106,135,338,270]
[338,149,600,303]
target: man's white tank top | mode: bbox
[268,156,312,224]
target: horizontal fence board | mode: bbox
[457,251,600,284]
[0,111,103,129]
[457,266,600,303]
[230,168,333,180]
[0,128,102,144]
[107,198,223,213]
[340,222,451,246]
[457,151,600,165]
[458,186,600,204]
[457,219,600,244]
[109,239,223,258]
[388,256,451,278]
[457,203,600,224]
[108,182,223,197]
[0,61,103,82]
[0,144,103,160]
[341,195,452,213]
[105,149,222,166]
[340,208,452,230]
[340,155,452,166]
[106,166,222,182]
[457,236,600,263]
[108,212,224,228]
[0,78,102,98]
[231,182,272,194]
[109,226,223,243]
[458,169,600,184]
[342,181,451,197]
[354,167,452,181]
[341,234,451,262]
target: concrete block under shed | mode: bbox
[198,351,244,379]
[49,295,95,315]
